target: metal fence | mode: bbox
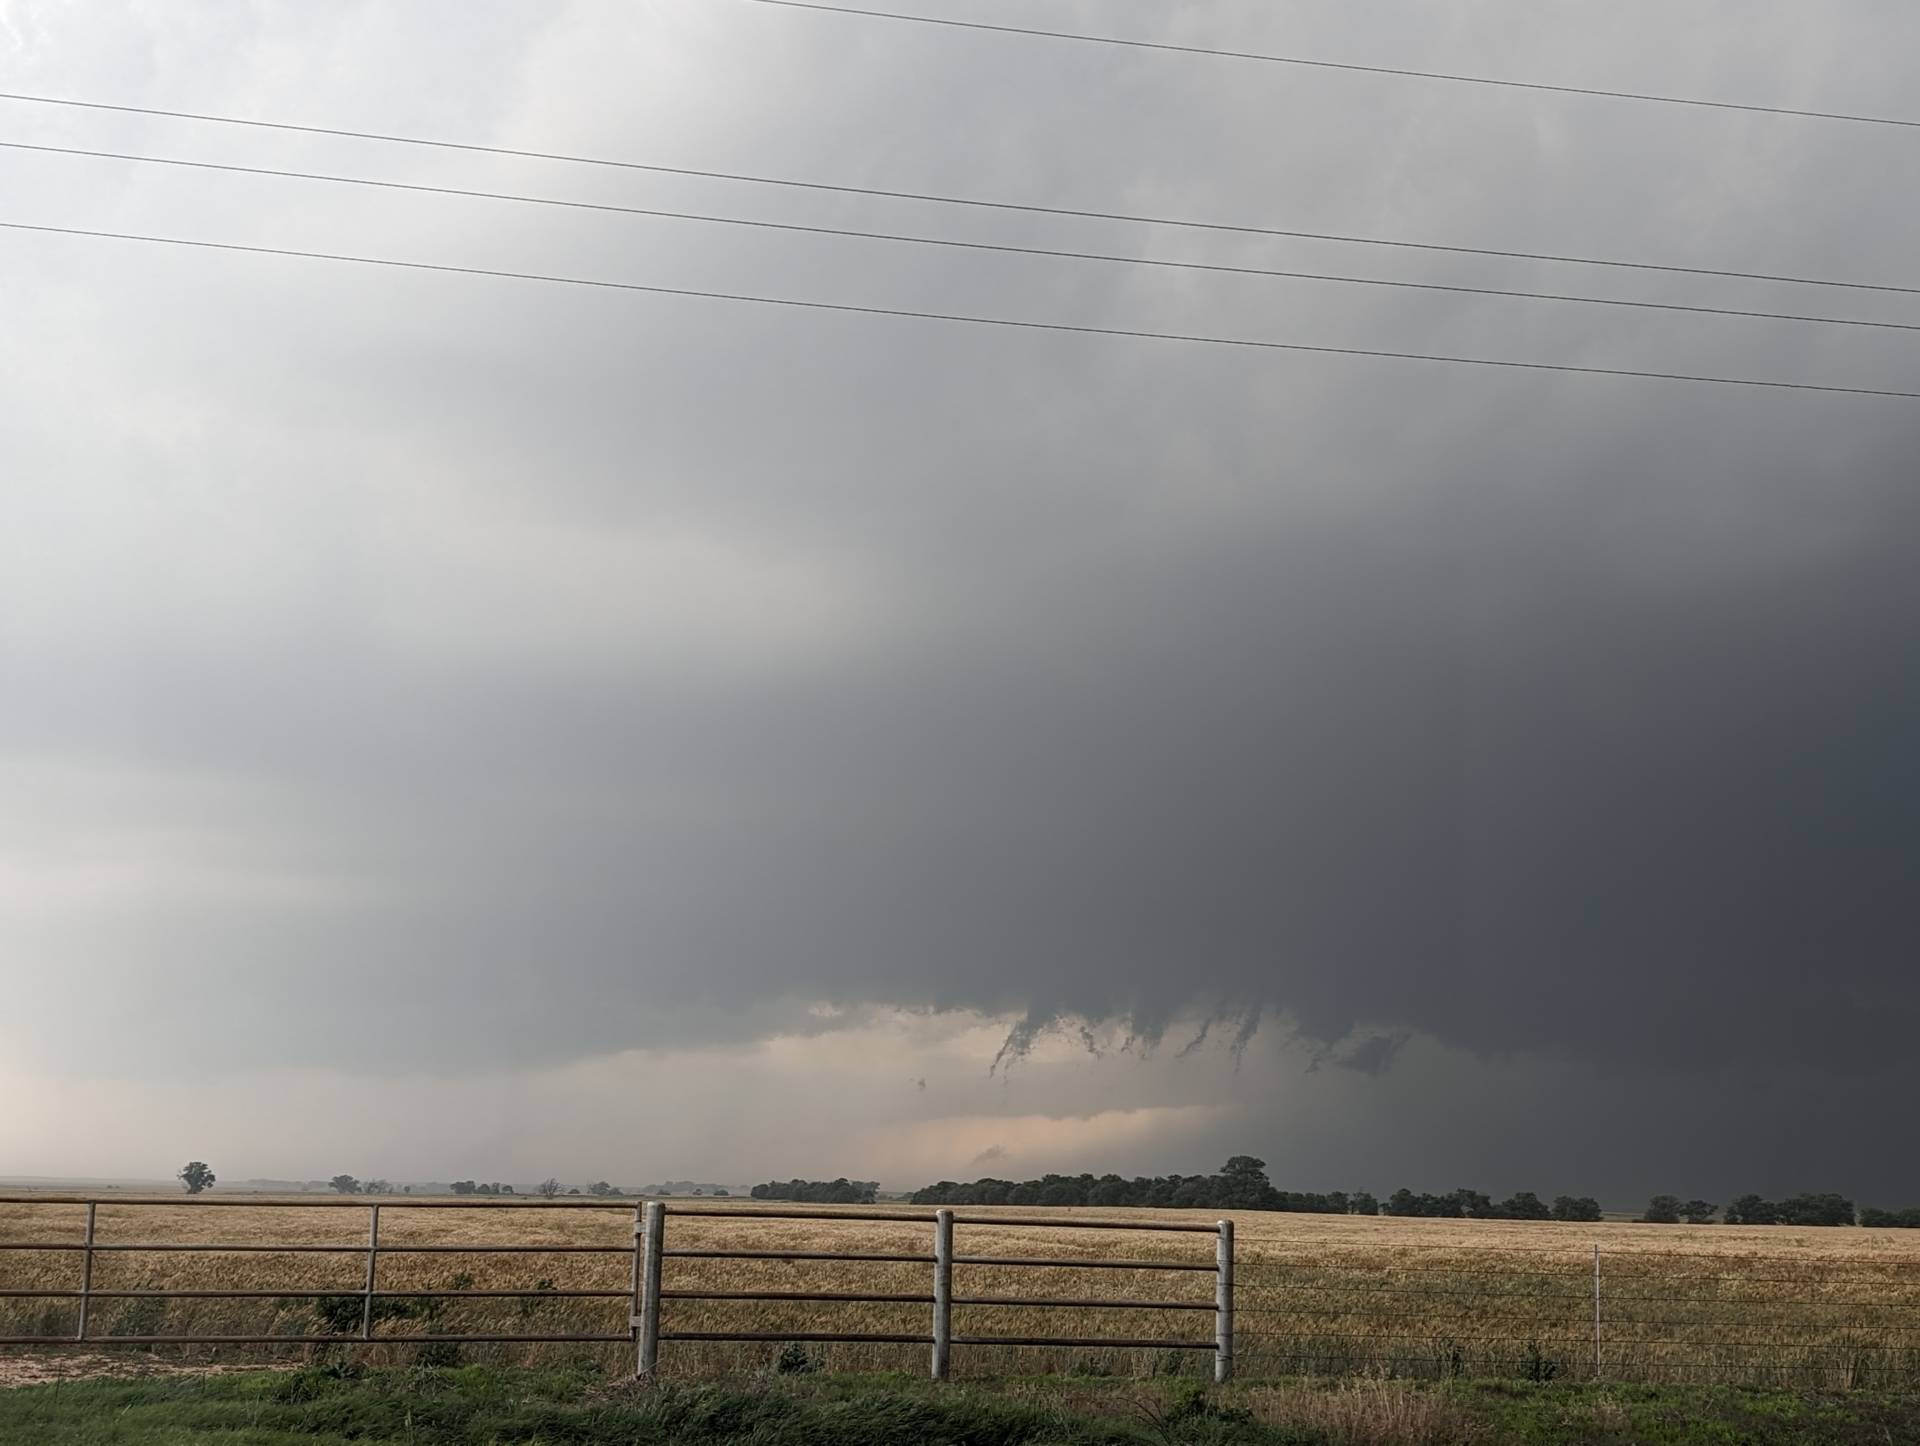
[3,1198,1917,1389]
[0,1196,638,1352]
[641,1203,1230,1379]
[0,1197,1235,1382]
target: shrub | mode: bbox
[774,1342,823,1375]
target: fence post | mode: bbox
[75,1202,96,1343]
[637,1200,665,1376]
[629,1203,645,1378]
[1592,1244,1602,1379]
[361,1203,382,1342]
[1214,1219,1234,1385]
[932,1208,953,1380]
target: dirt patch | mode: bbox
[0,1349,269,1389]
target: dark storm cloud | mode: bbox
[6,0,1920,1193]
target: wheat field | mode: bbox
[3,1197,1918,1388]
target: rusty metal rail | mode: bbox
[0,1196,1236,1380]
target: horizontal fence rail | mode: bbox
[631,1201,1229,1380]
[0,1197,1232,1381]
[3,1197,1917,1388]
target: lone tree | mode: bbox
[178,1162,216,1195]
[329,1175,361,1195]
[537,1177,562,1199]
[587,1181,618,1198]
[1642,1194,1683,1224]
[1681,1199,1719,1225]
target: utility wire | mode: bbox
[7,139,1915,337]
[1,91,1914,299]
[4,220,1915,399]
[750,0,1920,132]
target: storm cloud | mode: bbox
[4,0,1919,1198]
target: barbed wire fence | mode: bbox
[1234,1243,1920,1390]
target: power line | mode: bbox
[1,91,1913,299]
[749,0,1920,132]
[7,139,1916,337]
[4,219,1915,400]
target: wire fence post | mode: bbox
[360,1203,381,1342]
[637,1200,664,1376]
[1214,1219,1234,1385]
[74,1202,96,1343]
[1592,1244,1602,1379]
[932,1208,953,1380]
[629,1203,645,1378]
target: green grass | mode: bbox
[2,1364,1918,1445]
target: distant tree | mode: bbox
[1724,1195,1779,1225]
[587,1181,617,1198]
[1214,1157,1274,1210]
[1641,1195,1683,1224]
[1381,1189,1468,1218]
[362,1179,392,1196]
[1037,1179,1080,1207]
[499,1185,515,1195]
[713,1188,730,1197]
[751,1179,880,1205]
[1454,1189,1501,1219]
[1551,1196,1603,1223]
[450,1181,478,1196]
[1860,1206,1920,1228]
[567,1187,581,1195]
[1348,1192,1380,1216]
[1680,1200,1719,1225]
[178,1162,216,1195]
[329,1175,361,1195]
[1501,1192,1553,1221]
[537,1178,562,1199]
[1777,1193,1854,1227]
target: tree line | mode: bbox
[911,1157,1387,1213]
[909,1159,1920,1228]
[909,1159,1602,1218]
[1381,1188,1602,1221]
[168,1158,1920,1226]
[908,1162,1609,1218]
[749,1179,880,1204]
[1640,1192,1919,1227]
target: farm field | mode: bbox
[3,1196,1919,1390]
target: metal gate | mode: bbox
[0,1196,1236,1381]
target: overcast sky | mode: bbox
[4,0,1918,1205]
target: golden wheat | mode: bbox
[2,1198,1917,1387]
